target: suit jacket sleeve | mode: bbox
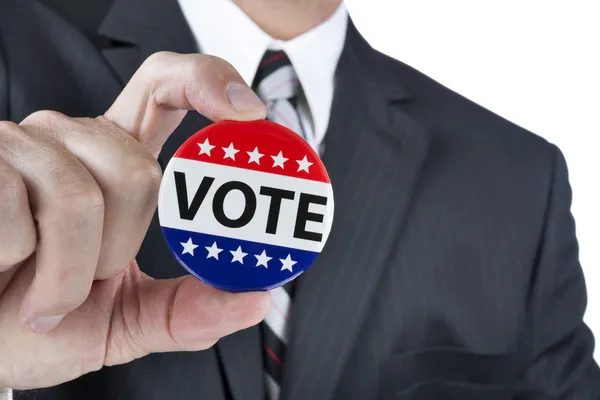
[522,145,600,398]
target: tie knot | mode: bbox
[253,50,300,103]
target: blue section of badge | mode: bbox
[161,227,319,292]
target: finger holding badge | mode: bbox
[158,120,334,292]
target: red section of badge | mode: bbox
[173,120,329,184]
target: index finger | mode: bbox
[104,52,266,157]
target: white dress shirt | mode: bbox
[177,0,348,150]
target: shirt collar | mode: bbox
[177,0,348,140]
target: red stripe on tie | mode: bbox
[260,51,286,67]
[264,344,283,365]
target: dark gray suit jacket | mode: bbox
[1,0,599,399]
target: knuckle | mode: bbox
[125,153,162,197]
[0,120,24,149]
[49,178,105,212]
[0,162,25,190]
[191,55,231,79]
[147,51,175,63]
[0,233,34,267]
[68,116,99,134]
[20,110,67,127]
[0,172,35,265]
[103,146,162,209]
[141,51,175,73]
[0,119,20,134]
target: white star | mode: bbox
[246,146,264,164]
[230,246,248,264]
[271,151,288,169]
[222,143,239,160]
[181,238,199,256]
[254,250,272,268]
[280,254,297,272]
[296,155,313,173]
[197,138,215,156]
[205,242,223,260]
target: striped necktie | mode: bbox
[254,50,308,141]
[252,50,304,400]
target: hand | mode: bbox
[0,52,270,390]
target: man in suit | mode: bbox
[0,0,599,399]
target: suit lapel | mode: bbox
[97,2,265,399]
[97,0,210,160]
[98,0,198,84]
[217,328,266,400]
[281,23,432,400]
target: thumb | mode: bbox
[105,264,271,365]
[104,52,266,157]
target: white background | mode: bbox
[345,0,600,360]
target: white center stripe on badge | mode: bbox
[159,158,333,252]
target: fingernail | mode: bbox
[29,314,66,333]
[226,83,265,111]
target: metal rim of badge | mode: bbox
[157,120,334,292]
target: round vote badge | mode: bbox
[158,120,334,292]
